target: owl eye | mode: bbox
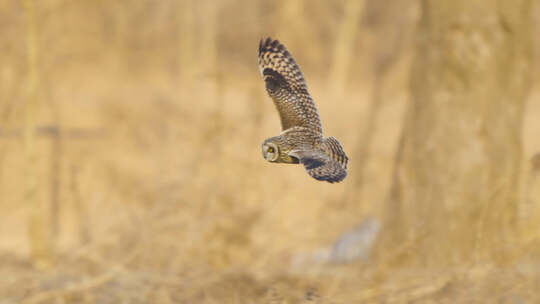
[267,147,274,153]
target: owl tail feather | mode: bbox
[323,137,349,170]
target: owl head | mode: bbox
[262,137,299,164]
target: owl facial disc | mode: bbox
[262,142,279,162]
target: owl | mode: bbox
[258,37,349,183]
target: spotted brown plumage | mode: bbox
[258,37,322,134]
[258,37,349,183]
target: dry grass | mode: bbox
[1,0,540,303]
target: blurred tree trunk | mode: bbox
[379,0,533,266]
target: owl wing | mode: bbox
[289,137,349,183]
[258,37,323,134]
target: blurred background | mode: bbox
[1,0,539,302]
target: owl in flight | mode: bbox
[258,37,349,183]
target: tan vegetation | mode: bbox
[0,0,539,302]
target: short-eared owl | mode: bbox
[258,37,349,183]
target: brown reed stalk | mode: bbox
[179,0,195,80]
[199,0,218,82]
[23,0,53,269]
[328,1,364,96]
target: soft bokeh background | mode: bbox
[1,0,539,302]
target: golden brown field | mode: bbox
[1,0,540,303]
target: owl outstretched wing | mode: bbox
[258,37,323,134]
[289,137,349,183]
